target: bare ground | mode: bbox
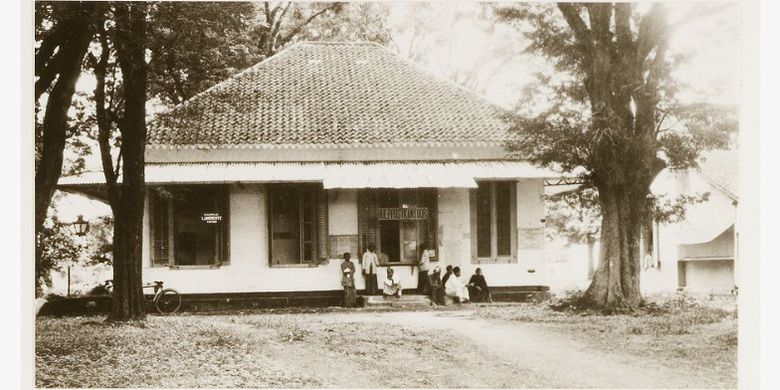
[36,303,736,388]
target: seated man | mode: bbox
[383,267,402,298]
[445,266,470,303]
[467,267,493,303]
[428,265,445,305]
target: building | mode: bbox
[60,42,558,302]
[642,149,739,294]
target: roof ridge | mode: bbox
[296,40,385,47]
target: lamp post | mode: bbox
[67,215,90,296]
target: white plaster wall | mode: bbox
[642,172,737,294]
[328,190,358,235]
[683,260,735,293]
[143,184,351,294]
[142,181,548,294]
[435,182,546,288]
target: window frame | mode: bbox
[641,219,661,270]
[149,185,230,268]
[267,183,322,267]
[470,181,517,264]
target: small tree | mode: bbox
[35,215,82,296]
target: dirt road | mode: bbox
[37,309,733,388]
[315,310,730,389]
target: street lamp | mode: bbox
[69,215,90,237]
[66,215,90,296]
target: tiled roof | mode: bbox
[698,149,739,201]
[148,42,511,148]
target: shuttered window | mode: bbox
[495,182,513,256]
[268,184,327,265]
[149,185,230,267]
[472,181,516,262]
[475,183,492,258]
[150,192,170,266]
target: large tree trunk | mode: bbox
[107,2,148,322]
[34,3,95,295]
[556,3,669,310]
[584,184,644,309]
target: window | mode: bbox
[472,181,515,261]
[641,219,660,270]
[268,184,323,265]
[150,185,229,267]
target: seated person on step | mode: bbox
[467,267,493,303]
[445,266,470,303]
[382,267,403,298]
[428,265,445,305]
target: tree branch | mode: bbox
[277,3,340,48]
[614,3,634,53]
[557,3,594,57]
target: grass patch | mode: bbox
[475,292,737,387]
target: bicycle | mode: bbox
[103,280,182,315]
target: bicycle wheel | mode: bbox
[155,288,182,314]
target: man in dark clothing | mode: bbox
[340,252,357,307]
[428,265,444,305]
[441,265,453,286]
[467,267,493,303]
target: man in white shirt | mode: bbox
[445,266,470,303]
[361,243,380,295]
[416,243,433,294]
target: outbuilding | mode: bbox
[642,149,739,295]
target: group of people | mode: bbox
[339,242,492,307]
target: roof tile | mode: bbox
[148,42,511,148]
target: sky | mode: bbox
[383,2,741,108]
[69,2,741,108]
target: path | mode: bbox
[315,310,725,389]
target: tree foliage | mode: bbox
[545,188,600,244]
[36,215,82,294]
[495,3,736,310]
[34,2,98,297]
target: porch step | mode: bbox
[363,294,432,308]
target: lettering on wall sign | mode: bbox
[377,208,429,220]
[201,213,223,224]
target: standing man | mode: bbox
[416,243,433,294]
[361,243,380,295]
[340,252,357,307]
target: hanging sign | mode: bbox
[201,213,223,224]
[378,208,428,220]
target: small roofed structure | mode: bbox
[643,149,739,294]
